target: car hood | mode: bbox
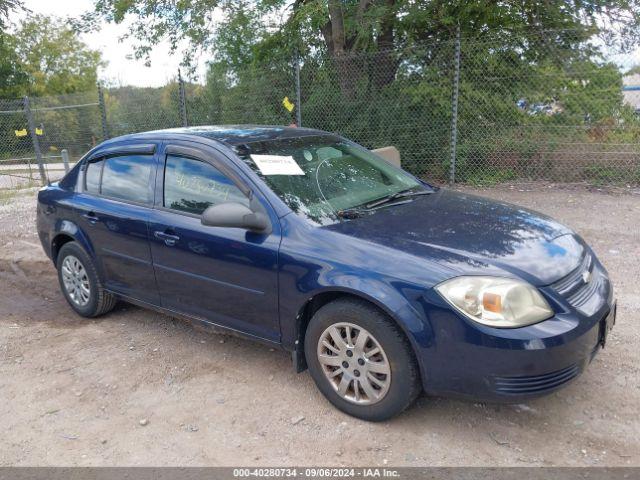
[324,189,585,285]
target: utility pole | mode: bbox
[23,96,47,185]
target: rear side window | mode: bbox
[85,159,103,194]
[100,155,154,204]
[164,155,249,215]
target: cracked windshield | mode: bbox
[234,135,424,225]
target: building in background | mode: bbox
[623,73,640,114]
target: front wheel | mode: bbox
[56,241,116,318]
[304,298,421,421]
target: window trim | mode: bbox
[160,151,252,218]
[84,143,156,164]
[84,157,105,194]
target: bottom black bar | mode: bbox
[0,467,638,480]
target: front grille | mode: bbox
[493,364,581,395]
[551,252,605,315]
[566,271,601,307]
[553,253,592,297]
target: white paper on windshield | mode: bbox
[251,154,305,175]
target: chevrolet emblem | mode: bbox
[582,270,591,284]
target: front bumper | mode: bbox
[420,258,615,402]
[490,304,615,398]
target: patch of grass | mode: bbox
[0,189,19,205]
[462,167,518,186]
[0,182,39,205]
[2,169,37,176]
[584,166,640,186]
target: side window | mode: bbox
[101,155,154,204]
[85,159,104,194]
[164,155,249,215]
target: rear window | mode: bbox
[99,155,154,204]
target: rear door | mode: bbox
[75,144,160,304]
[148,143,281,342]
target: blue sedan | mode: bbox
[36,126,616,420]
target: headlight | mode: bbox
[435,276,553,328]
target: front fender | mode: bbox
[279,264,435,383]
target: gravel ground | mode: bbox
[0,183,638,466]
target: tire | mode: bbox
[56,241,117,318]
[304,298,421,421]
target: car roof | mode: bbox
[103,125,333,147]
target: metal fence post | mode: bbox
[294,53,302,127]
[23,96,47,186]
[98,84,110,140]
[178,70,188,127]
[449,24,461,184]
[61,149,70,173]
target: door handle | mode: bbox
[82,212,98,224]
[154,230,180,247]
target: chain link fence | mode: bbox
[0,92,102,193]
[1,28,639,194]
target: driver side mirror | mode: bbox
[201,202,271,233]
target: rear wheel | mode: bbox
[304,298,421,421]
[56,241,116,317]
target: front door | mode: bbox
[148,145,281,342]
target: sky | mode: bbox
[19,0,210,87]
[16,0,640,88]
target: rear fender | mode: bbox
[51,220,101,276]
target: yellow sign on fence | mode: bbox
[282,96,295,112]
[13,127,43,136]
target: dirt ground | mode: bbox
[0,183,639,467]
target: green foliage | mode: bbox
[87,0,640,72]
[14,15,104,96]
[78,0,640,184]
[0,14,104,170]
[584,165,640,185]
[1,3,639,185]
[105,84,183,136]
[0,14,104,98]
[0,33,28,98]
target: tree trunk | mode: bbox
[371,0,398,89]
[304,0,400,98]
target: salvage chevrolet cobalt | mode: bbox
[37,126,616,420]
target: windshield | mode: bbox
[234,135,423,225]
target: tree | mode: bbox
[12,14,104,96]
[89,0,640,89]
[0,13,105,165]
[0,32,29,98]
[0,0,28,97]
[83,0,639,183]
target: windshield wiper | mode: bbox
[337,196,417,220]
[336,188,432,220]
[365,188,432,209]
